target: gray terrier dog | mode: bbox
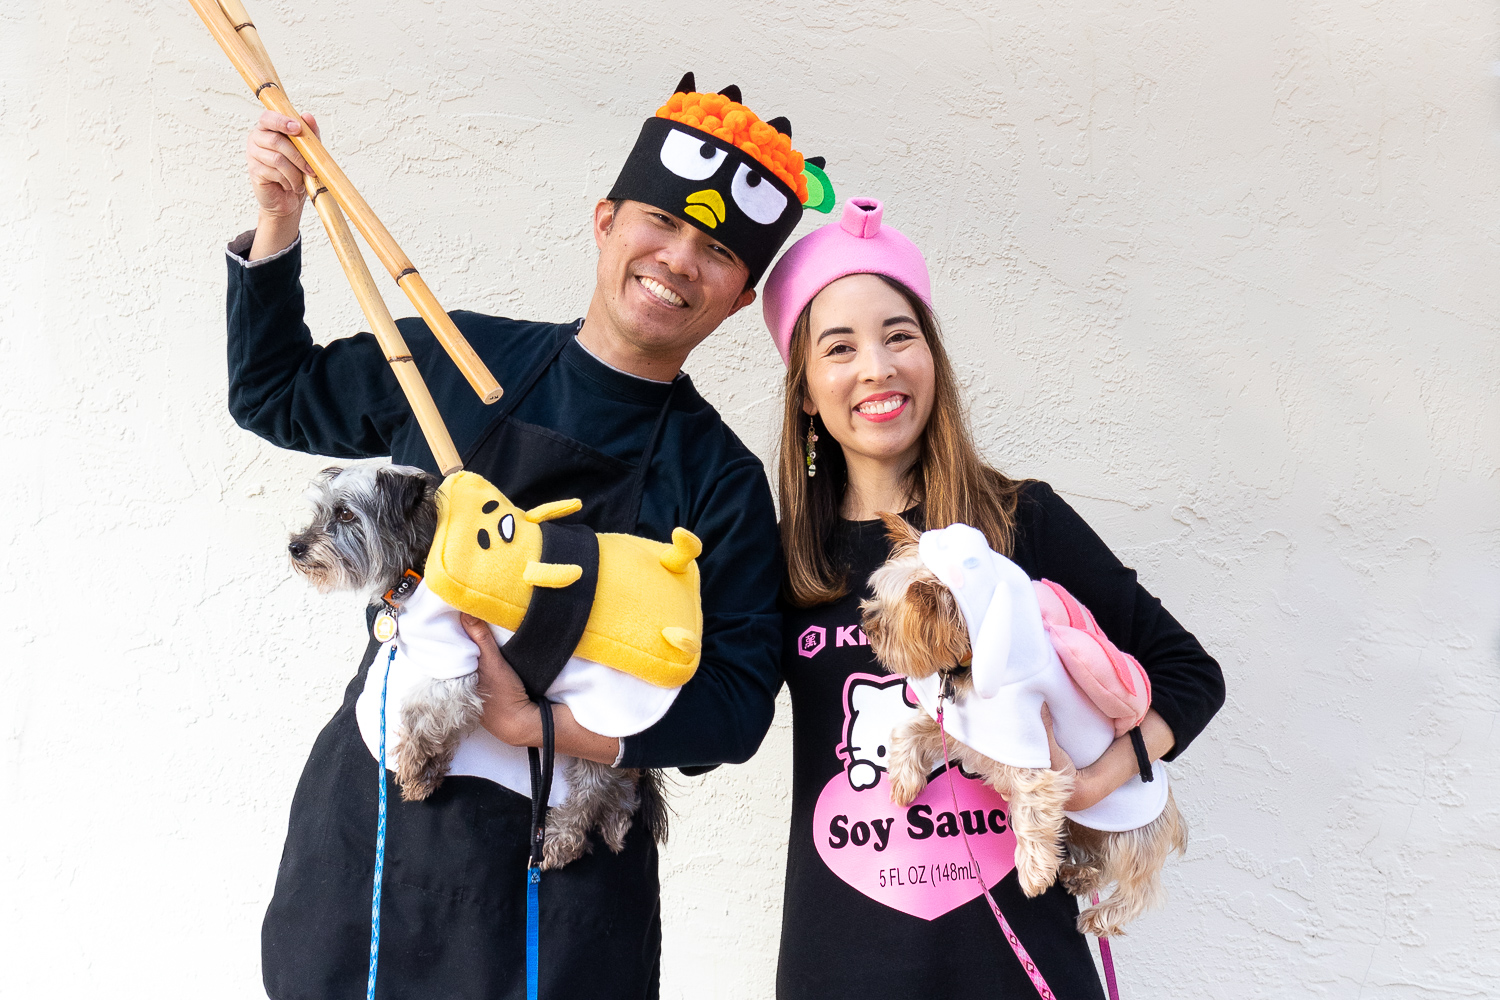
[288,463,665,869]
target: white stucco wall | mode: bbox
[3,1,1497,996]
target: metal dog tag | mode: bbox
[373,609,399,643]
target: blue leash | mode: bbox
[526,867,541,998]
[368,644,395,1000]
[366,644,552,1000]
[525,699,556,1000]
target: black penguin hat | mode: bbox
[608,73,835,287]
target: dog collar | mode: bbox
[382,569,423,608]
[373,569,423,643]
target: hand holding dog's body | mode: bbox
[1045,705,1176,812]
[460,613,622,765]
[457,614,655,868]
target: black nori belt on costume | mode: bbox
[501,520,600,700]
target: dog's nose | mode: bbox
[288,541,308,559]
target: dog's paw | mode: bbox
[397,775,439,802]
[1014,842,1064,898]
[1015,858,1057,898]
[393,751,441,802]
[596,792,637,854]
[598,814,632,854]
[1060,862,1104,897]
[887,768,928,807]
[1076,901,1126,940]
[541,827,592,871]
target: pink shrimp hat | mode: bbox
[761,197,932,367]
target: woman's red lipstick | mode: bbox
[854,392,909,423]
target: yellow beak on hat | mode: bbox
[684,189,726,229]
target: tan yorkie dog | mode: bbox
[860,515,1186,937]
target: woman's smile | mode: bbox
[855,391,910,422]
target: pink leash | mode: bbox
[1094,899,1120,1000]
[936,695,1121,1000]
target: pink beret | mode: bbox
[761,198,933,367]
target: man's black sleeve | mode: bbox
[618,456,783,770]
[225,232,409,457]
[1016,482,1225,760]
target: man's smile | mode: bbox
[637,275,688,308]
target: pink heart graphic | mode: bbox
[813,767,1017,921]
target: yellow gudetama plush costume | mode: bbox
[423,471,703,688]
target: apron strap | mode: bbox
[501,520,601,700]
[462,323,578,465]
[525,699,555,1000]
[622,376,678,527]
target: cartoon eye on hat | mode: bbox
[659,129,727,181]
[608,73,835,286]
[731,162,787,224]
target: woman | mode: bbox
[761,199,1225,999]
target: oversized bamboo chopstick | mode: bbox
[207,0,464,473]
[189,0,503,405]
[214,0,281,90]
[302,174,464,475]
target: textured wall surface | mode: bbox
[3,1,1498,996]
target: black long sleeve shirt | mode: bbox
[224,232,782,770]
[776,494,1223,998]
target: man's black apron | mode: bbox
[263,327,671,1000]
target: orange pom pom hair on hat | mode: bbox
[608,73,836,286]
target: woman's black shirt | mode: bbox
[775,482,1224,999]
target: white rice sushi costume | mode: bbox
[904,523,1169,833]
[355,580,680,805]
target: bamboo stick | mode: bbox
[206,0,463,473]
[304,174,464,475]
[188,0,503,404]
[214,0,281,91]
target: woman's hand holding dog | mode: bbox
[460,614,623,765]
[1044,705,1176,812]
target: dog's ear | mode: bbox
[399,470,436,516]
[879,511,922,553]
[376,466,435,518]
[317,466,344,483]
[907,576,947,619]
[908,576,969,661]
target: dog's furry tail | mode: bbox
[638,768,671,845]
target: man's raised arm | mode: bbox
[225,110,408,459]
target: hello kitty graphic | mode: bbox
[816,672,1017,920]
[838,676,922,790]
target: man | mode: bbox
[229,75,821,998]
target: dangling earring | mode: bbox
[805,418,819,478]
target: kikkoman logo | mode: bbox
[797,625,826,658]
[798,623,871,658]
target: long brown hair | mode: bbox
[778,276,1026,607]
